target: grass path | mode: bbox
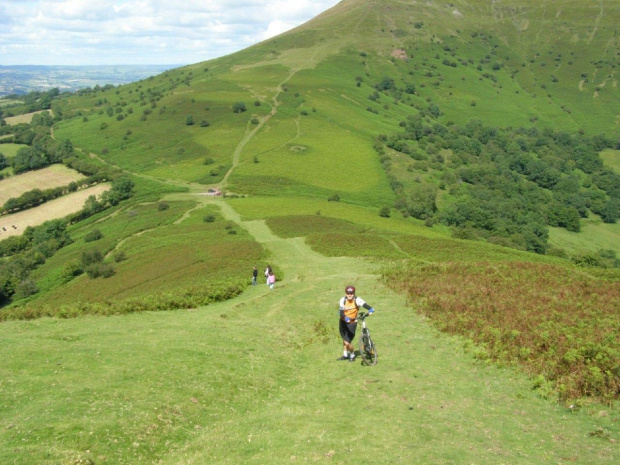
[135,195,618,463]
[220,69,298,189]
[1,176,616,464]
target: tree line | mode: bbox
[377,114,619,254]
[0,175,134,306]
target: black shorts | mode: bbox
[339,319,357,343]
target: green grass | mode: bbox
[2,1,620,461]
[549,216,620,256]
[18,199,266,314]
[1,205,618,464]
[0,142,26,157]
[227,196,448,237]
[601,149,620,173]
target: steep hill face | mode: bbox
[46,0,620,265]
[55,0,619,190]
[268,0,620,132]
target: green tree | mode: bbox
[11,147,48,174]
[600,199,619,223]
[55,138,74,159]
[406,183,437,219]
[232,102,247,113]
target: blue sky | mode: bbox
[0,0,340,66]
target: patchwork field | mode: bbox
[4,110,51,125]
[0,183,110,238]
[0,164,87,204]
[0,142,27,157]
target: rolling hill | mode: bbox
[0,1,619,462]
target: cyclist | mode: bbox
[337,285,375,362]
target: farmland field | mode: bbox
[600,149,620,173]
[0,183,110,238]
[4,110,51,125]
[0,142,27,157]
[0,164,87,204]
[0,98,23,107]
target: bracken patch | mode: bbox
[386,261,620,403]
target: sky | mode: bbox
[0,0,341,66]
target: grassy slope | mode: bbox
[50,0,619,257]
[1,1,620,461]
[1,199,618,464]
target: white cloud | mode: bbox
[261,20,298,41]
[0,0,340,65]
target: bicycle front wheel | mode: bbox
[359,334,378,366]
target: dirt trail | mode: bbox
[166,194,379,290]
[220,70,299,189]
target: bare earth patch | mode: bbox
[0,183,110,239]
[391,49,408,60]
[0,165,87,205]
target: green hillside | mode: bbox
[0,1,619,462]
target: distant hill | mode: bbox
[2,0,620,308]
[0,65,177,96]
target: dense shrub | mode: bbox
[1,281,245,321]
[81,249,103,267]
[61,260,83,279]
[85,263,115,279]
[13,279,38,300]
[84,229,103,242]
[386,261,620,403]
[112,251,127,263]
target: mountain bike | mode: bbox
[357,312,377,366]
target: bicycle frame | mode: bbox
[357,312,377,365]
[359,313,371,337]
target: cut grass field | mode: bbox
[0,164,87,205]
[0,142,27,158]
[1,198,617,464]
[4,110,51,125]
[0,183,110,239]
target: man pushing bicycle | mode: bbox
[337,285,375,362]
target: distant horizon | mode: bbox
[0,64,182,96]
[0,64,185,68]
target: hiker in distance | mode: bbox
[252,266,258,285]
[337,285,375,362]
[264,265,272,284]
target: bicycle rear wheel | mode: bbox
[359,333,378,366]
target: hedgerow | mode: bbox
[0,280,245,321]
